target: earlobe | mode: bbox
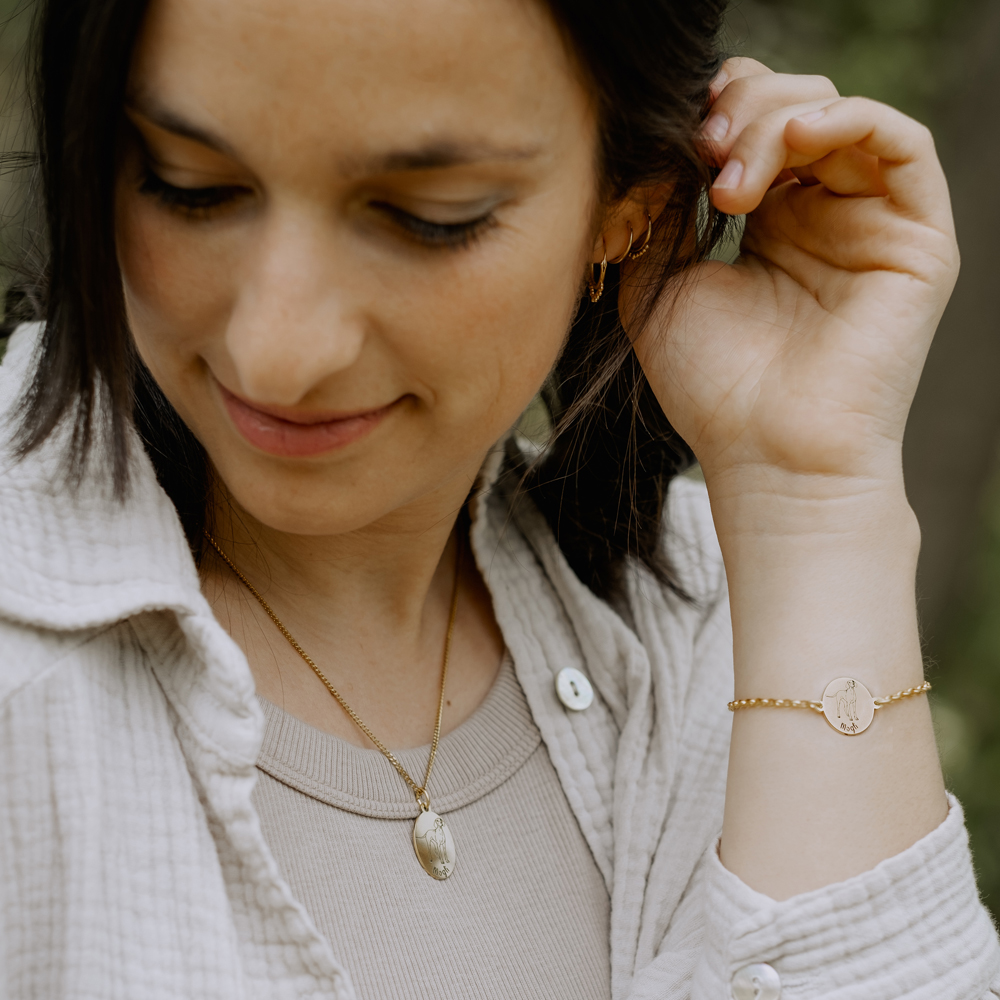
[598,202,655,268]
[587,205,655,304]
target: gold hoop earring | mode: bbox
[608,222,634,265]
[626,211,653,260]
[587,247,608,303]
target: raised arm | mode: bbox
[628,59,953,899]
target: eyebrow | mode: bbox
[126,95,541,175]
[348,142,541,175]
[126,97,240,159]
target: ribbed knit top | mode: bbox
[251,656,612,999]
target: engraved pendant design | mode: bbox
[822,676,876,735]
[412,809,456,880]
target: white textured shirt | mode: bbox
[1,323,999,999]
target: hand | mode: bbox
[625,59,958,498]
[620,62,950,898]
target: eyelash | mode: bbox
[138,169,496,249]
[369,201,497,249]
[139,168,249,217]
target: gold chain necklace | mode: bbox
[204,530,461,881]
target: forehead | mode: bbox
[131,0,592,168]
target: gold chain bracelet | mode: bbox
[728,677,931,735]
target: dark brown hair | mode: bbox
[8,0,731,600]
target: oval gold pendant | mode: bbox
[412,809,456,880]
[822,677,875,735]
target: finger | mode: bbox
[708,56,774,102]
[795,146,887,197]
[701,72,840,165]
[772,167,800,189]
[788,166,822,186]
[710,97,841,215]
[784,98,954,232]
[744,185,951,282]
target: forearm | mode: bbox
[711,463,947,900]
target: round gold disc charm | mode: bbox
[412,809,456,880]
[821,677,875,735]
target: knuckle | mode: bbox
[722,74,753,99]
[814,74,839,96]
[775,73,838,96]
[719,56,772,79]
[914,122,936,148]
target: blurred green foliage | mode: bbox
[726,0,978,121]
[734,0,1000,919]
[933,467,1000,914]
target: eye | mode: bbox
[139,168,252,217]
[371,201,497,249]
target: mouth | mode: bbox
[218,382,395,458]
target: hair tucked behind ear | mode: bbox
[6,0,731,599]
[520,0,731,600]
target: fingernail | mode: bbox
[702,113,729,142]
[713,158,744,190]
[794,109,826,124]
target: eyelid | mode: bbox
[127,109,241,176]
[371,201,498,249]
[145,157,252,191]
[373,200,497,228]
[368,190,509,224]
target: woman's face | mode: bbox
[118,0,599,537]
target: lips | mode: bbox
[218,382,393,458]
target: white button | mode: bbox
[556,667,594,711]
[731,963,781,1000]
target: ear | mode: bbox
[591,183,674,264]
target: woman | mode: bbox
[1,0,996,996]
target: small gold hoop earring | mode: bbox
[608,222,634,265]
[627,211,653,260]
[587,247,608,303]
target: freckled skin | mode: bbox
[118,0,598,540]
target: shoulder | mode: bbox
[0,613,189,742]
[0,616,115,707]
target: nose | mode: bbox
[225,208,365,406]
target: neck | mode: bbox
[199,475,505,749]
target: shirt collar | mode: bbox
[0,324,213,631]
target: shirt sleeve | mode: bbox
[640,479,1000,999]
[691,793,1000,999]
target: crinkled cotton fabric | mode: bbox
[1,323,999,1000]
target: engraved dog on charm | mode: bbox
[417,816,450,865]
[833,679,859,724]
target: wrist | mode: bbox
[707,469,924,697]
[701,460,916,549]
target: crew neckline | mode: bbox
[254,654,542,819]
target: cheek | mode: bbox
[117,194,242,366]
[117,182,589,461]
[384,219,588,445]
